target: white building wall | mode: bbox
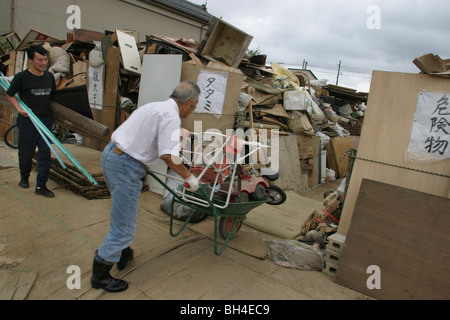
[7,0,208,43]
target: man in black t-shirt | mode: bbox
[6,45,56,198]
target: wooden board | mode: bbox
[297,135,321,188]
[0,272,38,300]
[335,179,450,300]
[339,71,450,236]
[276,135,303,193]
[244,191,324,240]
[102,46,120,142]
[327,136,353,178]
[189,218,268,259]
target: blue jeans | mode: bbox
[97,142,147,263]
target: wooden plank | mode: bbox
[49,101,109,142]
[102,46,120,142]
[0,272,38,300]
[339,71,450,236]
[73,29,105,43]
[335,179,450,300]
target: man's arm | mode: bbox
[160,154,191,180]
[160,154,199,192]
[6,94,28,117]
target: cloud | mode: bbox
[191,0,449,91]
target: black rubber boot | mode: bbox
[117,247,134,271]
[90,258,128,293]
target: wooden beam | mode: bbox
[49,101,109,142]
[102,46,120,142]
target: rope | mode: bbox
[346,152,450,179]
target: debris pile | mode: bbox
[0,21,368,197]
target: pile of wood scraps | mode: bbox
[33,144,109,200]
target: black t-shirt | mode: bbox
[6,69,56,116]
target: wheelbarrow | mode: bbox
[147,170,272,256]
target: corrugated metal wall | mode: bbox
[9,0,208,42]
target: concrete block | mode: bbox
[325,232,346,253]
[324,248,340,265]
[323,260,338,277]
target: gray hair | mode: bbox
[170,81,201,104]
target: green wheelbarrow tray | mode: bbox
[147,171,271,255]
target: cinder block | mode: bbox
[326,232,346,253]
[324,248,340,265]
[323,260,338,277]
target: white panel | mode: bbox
[116,29,142,75]
[138,54,183,195]
[137,54,182,107]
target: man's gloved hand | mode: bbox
[184,174,199,192]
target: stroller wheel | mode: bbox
[219,217,242,240]
[266,185,287,205]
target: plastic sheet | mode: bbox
[264,239,324,271]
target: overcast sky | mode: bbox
[189,0,449,92]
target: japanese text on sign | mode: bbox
[196,70,229,119]
[408,91,450,159]
[88,65,103,110]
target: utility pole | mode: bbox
[336,60,341,85]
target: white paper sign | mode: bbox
[408,91,450,159]
[88,65,103,110]
[196,70,229,119]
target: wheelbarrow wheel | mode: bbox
[219,217,243,240]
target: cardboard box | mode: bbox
[197,18,253,68]
[181,61,243,133]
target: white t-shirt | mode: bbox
[111,98,181,166]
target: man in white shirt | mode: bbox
[91,81,200,293]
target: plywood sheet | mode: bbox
[339,71,450,236]
[189,218,268,258]
[244,191,323,239]
[335,179,450,300]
